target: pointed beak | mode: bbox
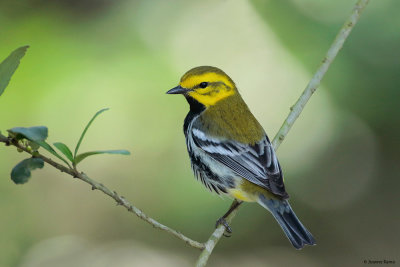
[166,85,187,95]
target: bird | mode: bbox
[167,66,315,249]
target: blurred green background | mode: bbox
[1,0,399,266]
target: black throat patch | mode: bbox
[183,96,205,134]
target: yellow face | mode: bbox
[178,66,236,107]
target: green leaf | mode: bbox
[8,126,48,141]
[0,46,29,97]
[11,157,44,184]
[35,140,71,167]
[53,142,74,162]
[74,149,130,165]
[74,108,109,158]
[7,126,70,167]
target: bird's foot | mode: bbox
[215,217,232,237]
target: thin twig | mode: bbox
[0,133,205,250]
[196,0,370,265]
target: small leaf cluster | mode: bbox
[1,47,130,184]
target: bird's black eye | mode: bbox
[199,82,208,88]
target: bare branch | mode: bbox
[0,133,205,250]
[272,0,370,150]
[196,0,370,265]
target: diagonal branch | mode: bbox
[196,0,370,265]
[0,133,205,250]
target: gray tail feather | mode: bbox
[258,194,316,249]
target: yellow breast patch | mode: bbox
[227,188,257,202]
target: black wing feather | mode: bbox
[191,127,288,199]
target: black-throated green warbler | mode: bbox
[167,66,315,249]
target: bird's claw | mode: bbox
[216,217,232,237]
